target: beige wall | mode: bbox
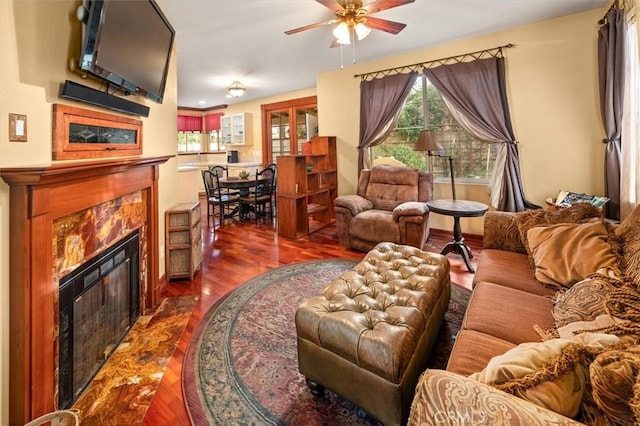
[317,8,609,235]
[0,0,631,422]
[0,1,179,422]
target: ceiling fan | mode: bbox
[285,0,415,46]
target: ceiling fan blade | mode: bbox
[315,0,344,13]
[364,0,414,14]
[285,19,338,35]
[364,16,406,34]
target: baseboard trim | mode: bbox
[429,227,483,246]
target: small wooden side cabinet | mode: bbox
[165,202,202,281]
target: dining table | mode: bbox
[218,175,270,220]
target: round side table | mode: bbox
[426,199,489,273]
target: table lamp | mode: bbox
[414,130,457,200]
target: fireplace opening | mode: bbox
[58,231,140,409]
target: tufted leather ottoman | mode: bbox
[295,242,451,426]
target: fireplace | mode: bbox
[58,231,140,409]
[0,156,170,424]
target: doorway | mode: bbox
[261,96,318,165]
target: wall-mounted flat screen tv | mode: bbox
[80,0,175,104]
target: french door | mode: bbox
[261,96,317,165]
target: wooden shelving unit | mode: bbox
[165,202,202,281]
[277,136,337,239]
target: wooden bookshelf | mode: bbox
[276,136,337,239]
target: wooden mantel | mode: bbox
[1,155,171,425]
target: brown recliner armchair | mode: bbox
[334,164,434,251]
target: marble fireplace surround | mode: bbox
[0,155,170,425]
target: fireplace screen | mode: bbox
[58,232,140,408]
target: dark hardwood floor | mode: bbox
[142,197,482,425]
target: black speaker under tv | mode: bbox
[60,80,150,117]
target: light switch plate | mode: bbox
[9,113,27,142]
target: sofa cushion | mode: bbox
[350,210,399,242]
[527,221,620,289]
[473,249,556,297]
[463,281,555,344]
[514,204,602,257]
[470,333,620,419]
[446,329,516,376]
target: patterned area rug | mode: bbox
[183,260,470,425]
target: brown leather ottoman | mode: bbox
[295,242,451,426]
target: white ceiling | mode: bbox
[156,0,607,109]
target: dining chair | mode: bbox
[208,165,240,196]
[239,167,275,224]
[265,163,277,215]
[201,169,240,227]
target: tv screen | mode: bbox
[80,0,175,104]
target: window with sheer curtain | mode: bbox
[372,75,499,183]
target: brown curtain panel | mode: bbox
[358,72,417,171]
[424,57,537,212]
[598,6,626,220]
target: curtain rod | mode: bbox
[599,0,621,24]
[354,43,515,81]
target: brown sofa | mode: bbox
[408,204,640,425]
[334,165,433,252]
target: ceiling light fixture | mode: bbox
[333,21,371,46]
[354,22,371,40]
[227,81,246,97]
[333,22,351,45]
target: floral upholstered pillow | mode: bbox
[527,221,620,289]
[552,273,619,329]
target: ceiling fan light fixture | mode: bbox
[355,22,371,40]
[333,22,351,45]
[227,80,246,97]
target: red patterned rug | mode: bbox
[183,259,470,425]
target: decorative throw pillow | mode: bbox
[552,273,619,328]
[469,333,621,419]
[557,314,622,339]
[527,221,620,289]
[589,344,640,425]
[515,204,602,257]
[615,204,640,287]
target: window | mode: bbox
[177,131,203,153]
[373,75,498,182]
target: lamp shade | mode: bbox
[414,130,443,152]
[333,22,351,45]
[355,23,371,40]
